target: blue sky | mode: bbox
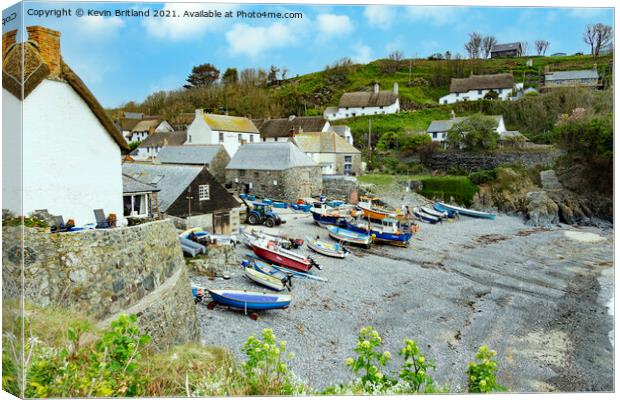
[3,2,613,107]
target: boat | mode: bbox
[310,205,354,225]
[245,258,292,282]
[290,203,312,212]
[207,288,292,311]
[413,208,440,224]
[250,239,319,272]
[244,266,288,291]
[179,237,206,256]
[240,228,303,249]
[435,202,496,220]
[357,197,406,221]
[179,227,209,240]
[421,206,449,220]
[433,203,458,218]
[345,218,415,247]
[326,226,372,248]
[306,236,348,258]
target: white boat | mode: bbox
[306,236,347,258]
[244,266,287,291]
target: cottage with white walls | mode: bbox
[2,26,128,225]
[324,83,400,121]
[426,115,507,145]
[186,110,260,156]
[439,74,516,104]
[328,125,354,146]
[132,130,187,160]
[125,119,174,144]
[292,131,362,176]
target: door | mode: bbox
[214,211,230,234]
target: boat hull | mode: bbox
[345,222,411,246]
[327,226,372,247]
[436,202,496,220]
[244,267,285,291]
[306,237,347,258]
[251,243,314,272]
[208,289,291,310]
[311,210,344,225]
[413,208,440,224]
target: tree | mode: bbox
[583,23,613,56]
[483,90,499,100]
[465,32,483,59]
[519,41,528,56]
[481,36,497,59]
[388,50,404,62]
[184,63,220,89]
[444,51,452,60]
[222,68,238,85]
[281,67,288,80]
[447,114,499,150]
[377,131,401,151]
[267,65,280,85]
[534,40,550,56]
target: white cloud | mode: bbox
[316,14,354,39]
[566,8,610,20]
[407,6,462,26]
[73,15,124,38]
[364,6,395,28]
[351,43,372,64]
[226,22,298,59]
[143,3,236,40]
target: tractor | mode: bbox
[246,202,283,228]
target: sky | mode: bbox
[2,1,614,108]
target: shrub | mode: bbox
[469,169,497,185]
[377,131,401,151]
[420,176,479,206]
[345,326,396,392]
[447,114,500,150]
[398,339,436,393]
[467,346,505,393]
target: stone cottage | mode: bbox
[292,131,362,176]
[225,142,322,201]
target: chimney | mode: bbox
[195,108,203,118]
[450,110,456,119]
[373,82,380,94]
[393,82,399,95]
[26,26,61,77]
[2,29,17,59]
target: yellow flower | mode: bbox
[418,356,425,363]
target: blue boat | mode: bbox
[311,208,347,225]
[272,201,288,209]
[413,207,440,224]
[435,202,496,220]
[291,203,312,212]
[207,288,291,311]
[345,218,413,247]
[433,203,457,218]
[327,200,345,208]
[326,226,372,248]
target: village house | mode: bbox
[132,130,187,160]
[156,144,230,183]
[324,82,400,121]
[187,109,260,156]
[114,112,174,143]
[426,115,527,148]
[490,42,522,58]
[253,115,331,142]
[2,26,128,225]
[329,125,354,145]
[292,131,362,176]
[439,73,517,104]
[122,173,159,220]
[542,67,600,91]
[225,142,322,201]
[122,162,241,233]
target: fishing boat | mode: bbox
[435,202,496,220]
[250,239,320,272]
[413,208,441,224]
[243,266,288,291]
[310,204,353,225]
[245,258,292,283]
[306,236,348,258]
[345,218,415,247]
[421,206,449,220]
[357,197,406,221]
[207,288,292,312]
[433,203,458,218]
[240,228,303,249]
[326,226,372,248]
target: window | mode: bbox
[250,135,254,143]
[380,106,384,109]
[478,90,483,95]
[123,194,149,217]
[432,132,437,139]
[443,100,448,104]
[455,92,459,97]
[239,170,246,177]
[344,156,352,162]
[188,135,192,143]
[254,172,260,178]
[198,185,210,201]
[218,132,224,143]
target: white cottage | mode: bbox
[253,116,331,142]
[324,83,400,121]
[439,74,516,104]
[187,109,260,156]
[426,115,510,147]
[2,26,128,225]
[125,119,174,144]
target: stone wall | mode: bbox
[427,149,562,172]
[226,166,322,201]
[322,175,358,198]
[2,220,198,349]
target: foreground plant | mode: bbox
[399,339,437,393]
[345,326,396,392]
[467,345,506,393]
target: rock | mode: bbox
[525,191,559,227]
[69,269,87,283]
[540,170,563,190]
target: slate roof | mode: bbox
[293,131,360,154]
[137,131,187,148]
[122,163,203,212]
[226,142,318,171]
[202,113,259,133]
[338,90,398,108]
[157,145,224,165]
[253,116,328,138]
[544,69,599,81]
[122,173,159,194]
[2,29,128,150]
[427,116,503,132]
[491,42,521,53]
[448,73,514,92]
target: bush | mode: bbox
[399,339,436,393]
[553,109,612,161]
[345,326,395,392]
[469,169,497,185]
[467,346,505,393]
[447,114,500,150]
[420,176,479,206]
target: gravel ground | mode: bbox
[191,208,614,393]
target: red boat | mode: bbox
[250,239,320,272]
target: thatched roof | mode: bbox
[448,73,514,93]
[2,40,128,150]
[137,131,187,148]
[253,116,328,138]
[338,90,398,108]
[132,119,161,133]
